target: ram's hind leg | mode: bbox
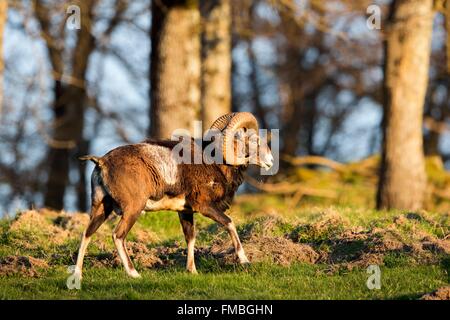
[113,207,142,278]
[178,211,197,274]
[75,197,112,278]
[200,207,249,264]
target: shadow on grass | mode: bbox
[391,292,423,300]
[440,256,450,283]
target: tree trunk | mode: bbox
[44,85,86,210]
[247,40,268,130]
[377,0,434,210]
[200,0,231,130]
[304,96,317,156]
[0,0,7,119]
[76,138,89,212]
[42,0,96,210]
[150,0,201,139]
[280,81,303,157]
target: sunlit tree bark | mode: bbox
[200,0,231,130]
[150,0,201,139]
[377,0,434,210]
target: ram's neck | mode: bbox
[218,164,246,189]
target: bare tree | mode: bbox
[150,0,201,138]
[200,0,231,130]
[377,0,435,210]
[423,45,448,157]
[34,0,97,210]
[0,0,7,118]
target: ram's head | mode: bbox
[210,112,274,170]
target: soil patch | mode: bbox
[421,286,450,300]
[0,255,48,277]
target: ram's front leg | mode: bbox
[226,220,250,264]
[178,210,197,274]
[200,207,249,264]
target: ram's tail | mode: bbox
[79,155,103,167]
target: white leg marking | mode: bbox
[227,223,250,264]
[113,235,141,278]
[237,247,250,264]
[187,238,197,274]
[75,231,91,278]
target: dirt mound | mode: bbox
[88,242,164,269]
[0,255,48,277]
[320,227,445,268]
[128,242,163,268]
[207,212,447,268]
[238,216,292,240]
[290,210,346,243]
[10,210,70,248]
[210,216,319,266]
[421,237,450,255]
[10,209,91,238]
[53,213,90,234]
[130,228,159,244]
[420,286,450,300]
[320,229,408,270]
[289,210,450,269]
[8,209,114,250]
[243,237,318,265]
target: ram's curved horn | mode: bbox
[210,113,236,131]
[222,112,259,165]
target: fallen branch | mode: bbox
[244,173,337,199]
[282,155,345,172]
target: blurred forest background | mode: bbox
[0,0,449,215]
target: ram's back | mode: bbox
[96,143,181,210]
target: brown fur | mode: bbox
[92,139,245,216]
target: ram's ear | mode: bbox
[221,128,247,165]
[234,128,247,140]
[233,128,248,159]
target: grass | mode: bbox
[0,263,447,300]
[0,189,449,300]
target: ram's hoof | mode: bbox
[128,269,141,278]
[187,268,198,275]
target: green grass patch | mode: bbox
[0,263,446,300]
[138,211,213,243]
